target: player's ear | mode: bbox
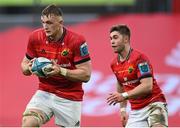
[124,35,129,43]
[58,16,63,23]
[59,20,63,24]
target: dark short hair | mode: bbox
[42,4,63,17]
[110,24,130,38]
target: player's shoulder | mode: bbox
[131,49,149,62]
[29,28,45,41]
[31,28,44,35]
[65,28,85,42]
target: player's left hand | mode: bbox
[45,60,61,77]
[107,92,126,105]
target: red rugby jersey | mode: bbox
[26,27,91,101]
[111,49,166,110]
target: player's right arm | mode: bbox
[21,56,33,76]
[116,81,128,127]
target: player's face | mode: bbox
[41,14,63,39]
[110,31,126,53]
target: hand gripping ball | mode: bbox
[31,57,52,77]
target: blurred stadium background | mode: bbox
[0,0,180,127]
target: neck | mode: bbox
[49,28,63,42]
[118,45,131,61]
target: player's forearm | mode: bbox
[67,68,91,82]
[117,82,127,109]
[21,56,32,76]
[59,67,91,82]
[127,78,153,99]
[59,61,91,82]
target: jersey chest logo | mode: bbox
[128,65,134,74]
[61,48,70,56]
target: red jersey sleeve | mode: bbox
[136,54,153,80]
[26,32,36,59]
[73,36,90,65]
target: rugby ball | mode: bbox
[31,57,52,77]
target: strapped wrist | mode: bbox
[121,92,129,100]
